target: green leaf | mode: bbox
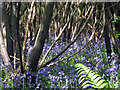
[115,31,119,33]
[94,77,101,83]
[75,63,109,88]
[83,84,97,89]
[112,21,116,23]
[91,74,98,80]
[116,17,119,20]
[99,83,109,88]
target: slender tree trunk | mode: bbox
[67,15,73,42]
[116,3,120,44]
[103,3,112,57]
[16,2,24,74]
[0,30,12,72]
[2,3,13,61]
[108,3,120,59]
[10,2,17,69]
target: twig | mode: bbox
[10,55,20,61]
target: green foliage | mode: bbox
[75,63,109,89]
[115,31,120,37]
[112,16,120,23]
[99,15,120,38]
[112,15,120,38]
[99,20,103,25]
[1,71,13,88]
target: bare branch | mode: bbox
[22,0,35,68]
[38,10,76,68]
[45,20,96,68]
[41,5,94,69]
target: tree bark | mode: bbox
[116,3,120,44]
[25,2,54,72]
[108,3,120,59]
[22,0,35,70]
[10,2,17,69]
[0,30,12,72]
[2,3,13,60]
[16,2,24,74]
[103,3,112,57]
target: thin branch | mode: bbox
[40,5,94,69]
[16,2,25,73]
[100,3,105,39]
[10,55,20,61]
[22,0,35,68]
[38,10,76,68]
[44,15,97,87]
[43,21,96,68]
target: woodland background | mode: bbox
[0,1,120,89]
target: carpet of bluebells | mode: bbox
[0,34,120,89]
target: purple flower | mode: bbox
[59,71,64,75]
[22,74,26,78]
[3,83,6,88]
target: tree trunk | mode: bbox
[0,30,12,72]
[116,3,120,44]
[108,3,120,59]
[10,2,17,69]
[103,3,112,57]
[25,2,54,72]
[2,3,13,61]
[16,2,24,74]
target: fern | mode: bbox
[75,63,109,89]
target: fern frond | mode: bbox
[75,63,109,89]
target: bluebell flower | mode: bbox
[30,72,36,76]
[43,71,47,76]
[59,71,64,75]
[81,57,85,61]
[3,83,6,88]
[69,79,72,84]
[27,75,31,80]
[39,69,44,74]
[35,78,38,84]
[51,77,56,82]
[22,74,26,78]
[107,56,111,59]
[111,52,115,56]
[27,45,33,56]
[64,75,69,79]
[70,65,73,67]
[38,75,41,79]
[66,59,69,62]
